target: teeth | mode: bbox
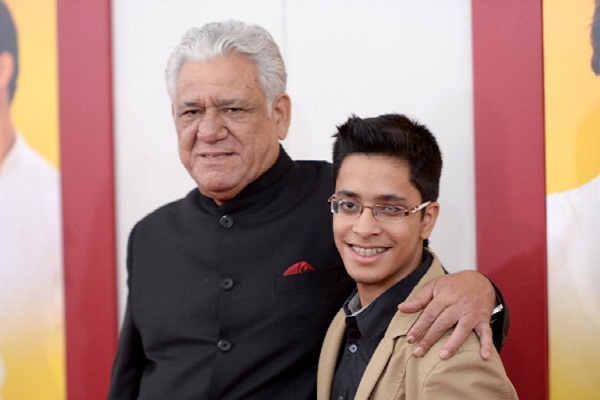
[351,246,387,257]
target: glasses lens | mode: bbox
[339,199,362,217]
[330,199,339,214]
[373,204,407,222]
[330,197,426,222]
[330,199,361,217]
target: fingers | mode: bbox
[397,279,435,314]
[474,321,494,360]
[411,310,493,360]
[401,270,497,359]
[409,307,460,358]
[436,317,482,360]
[403,293,448,345]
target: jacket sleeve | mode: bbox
[107,225,146,399]
[106,305,145,399]
[489,278,510,352]
[418,348,518,399]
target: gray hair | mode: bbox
[165,20,287,110]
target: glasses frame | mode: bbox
[328,195,431,222]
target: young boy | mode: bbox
[317,114,517,399]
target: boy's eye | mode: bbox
[379,204,405,215]
[340,200,359,211]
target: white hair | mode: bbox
[165,20,287,110]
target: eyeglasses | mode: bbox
[328,196,431,222]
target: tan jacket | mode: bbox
[317,255,518,399]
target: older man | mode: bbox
[108,20,505,399]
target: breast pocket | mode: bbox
[274,267,341,293]
[274,267,349,336]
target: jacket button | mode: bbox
[217,339,232,352]
[348,344,358,353]
[220,215,234,228]
[220,277,234,290]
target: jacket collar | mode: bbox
[356,250,445,398]
[192,145,293,213]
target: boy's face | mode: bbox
[332,154,439,305]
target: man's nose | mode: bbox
[196,111,227,141]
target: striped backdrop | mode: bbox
[58,1,547,399]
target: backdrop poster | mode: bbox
[0,0,65,398]
[544,0,600,398]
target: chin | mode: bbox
[197,183,238,200]
[197,175,239,191]
[346,268,382,286]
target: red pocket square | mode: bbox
[283,261,315,276]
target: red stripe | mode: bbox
[472,1,548,399]
[58,0,117,398]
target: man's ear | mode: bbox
[271,92,291,140]
[420,201,440,240]
[0,52,14,91]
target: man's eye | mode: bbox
[225,107,243,113]
[181,109,200,116]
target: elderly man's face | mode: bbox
[172,54,290,204]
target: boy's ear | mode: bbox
[420,202,440,240]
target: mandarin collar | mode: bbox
[192,145,293,212]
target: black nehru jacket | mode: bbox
[108,148,355,399]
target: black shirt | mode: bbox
[330,251,433,400]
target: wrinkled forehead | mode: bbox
[174,56,263,101]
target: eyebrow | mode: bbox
[216,98,245,107]
[177,98,248,109]
[335,190,408,202]
[335,189,358,198]
[179,101,202,108]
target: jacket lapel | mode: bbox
[355,253,445,399]
[317,309,346,399]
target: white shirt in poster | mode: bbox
[547,174,600,393]
[0,133,64,395]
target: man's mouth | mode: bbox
[351,245,388,257]
[201,152,234,159]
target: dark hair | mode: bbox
[0,1,18,101]
[332,113,443,204]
